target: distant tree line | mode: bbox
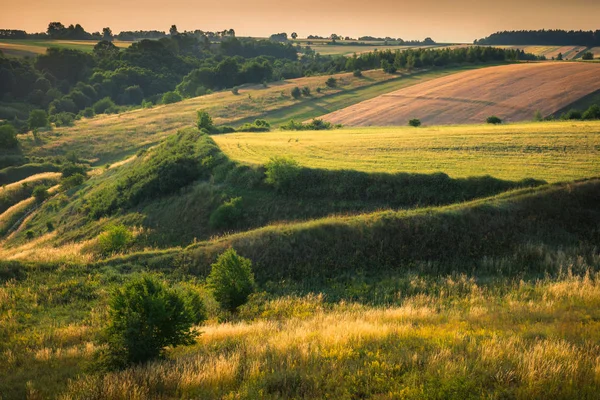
[475,30,600,46]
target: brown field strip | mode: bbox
[320,63,600,126]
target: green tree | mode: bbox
[100,276,202,369]
[0,125,18,149]
[197,110,214,131]
[291,32,298,40]
[28,110,48,130]
[265,156,301,192]
[161,91,182,104]
[582,52,594,60]
[325,77,337,88]
[207,248,255,312]
[291,86,302,99]
[408,118,421,127]
[32,185,49,202]
[557,52,563,61]
[486,116,502,125]
[582,104,600,120]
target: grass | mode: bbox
[18,66,488,166]
[213,121,600,183]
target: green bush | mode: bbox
[561,109,582,120]
[582,52,594,60]
[209,197,244,229]
[28,109,48,130]
[325,77,337,88]
[93,97,117,114]
[280,119,335,131]
[51,112,75,127]
[61,163,87,178]
[99,276,202,370]
[0,125,18,149]
[231,87,240,95]
[408,119,421,127]
[237,119,271,132]
[301,86,311,96]
[80,107,95,118]
[265,157,301,193]
[582,104,600,120]
[197,110,214,132]
[32,185,49,202]
[61,173,86,190]
[207,248,255,312]
[98,224,133,255]
[161,91,182,104]
[486,116,502,125]
[291,87,302,99]
[353,69,363,77]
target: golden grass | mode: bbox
[213,120,600,182]
[0,172,61,192]
[59,273,600,399]
[319,62,600,126]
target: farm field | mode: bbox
[214,121,600,182]
[319,62,600,126]
[20,66,482,164]
[0,39,131,57]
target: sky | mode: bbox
[2,0,599,43]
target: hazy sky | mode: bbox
[2,0,599,43]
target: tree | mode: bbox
[582,52,594,60]
[197,110,214,131]
[291,86,302,99]
[161,91,182,104]
[32,185,49,202]
[325,77,337,88]
[291,32,298,40]
[265,156,301,192]
[47,22,65,38]
[408,118,421,127]
[557,52,563,61]
[99,276,203,369]
[0,125,18,149]
[486,116,502,124]
[169,25,178,36]
[207,248,255,312]
[28,110,48,130]
[582,104,600,120]
[102,27,113,41]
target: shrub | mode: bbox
[533,110,543,122]
[301,86,311,96]
[209,197,244,229]
[207,248,255,312]
[408,119,421,127]
[231,87,240,95]
[32,185,49,202]
[141,100,153,109]
[162,91,182,104]
[353,69,363,77]
[98,224,133,255]
[237,119,271,132]
[0,125,18,149]
[197,110,214,132]
[265,157,301,193]
[46,221,54,232]
[486,116,502,125]
[93,97,117,114]
[122,85,144,105]
[561,109,582,120]
[291,86,302,99]
[61,173,86,190]
[61,163,87,178]
[28,110,48,130]
[582,104,600,120]
[325,77,337,88]
[51,112,75,127]
[582,52,594,60]
[280,119,335,131]
[99,276,202,370]
[80,107,95,118]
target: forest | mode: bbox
[475,29,600,46]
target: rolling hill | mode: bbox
[319,62,600,126]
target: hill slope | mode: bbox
[319,63,600,126]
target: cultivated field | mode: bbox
[319,62,600,126]
[21,67,478,164]
[214,121,600,183]
[0,39,131,57]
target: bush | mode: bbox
[51,112,75,127]
[61,173,86,190]
[231,87,240,95]
[98,224,133,255]
[265,157,301,193]
[325,77,337,88]
[280,119,336,131]
[99,276,202,370]
[237,119,271,132]
[561,109,582,120]
[486,116,502,125]
[301,86,311,96]
[197,110,214,132]
[80,107,95,118]
[162,91,182,104]
[582,104,600,120]
[28,109,48,130]
[353,69,363,77]
[207,248,255,312]
[122,85,144,105]
[291,86,302,99]
[582,52,594,60]
[61,163,87,178]
[408,119,421,127]
[209,197,244,229]
[32,185,49,202]
[93,97,117,114]
[0,125,18,149]
[533,110,543,122]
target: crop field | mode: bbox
[214,121,600,182]
[20,67,481,165]
[319,62,600,126]
[0,39,131,57]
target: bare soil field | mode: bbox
[320,62,600,126]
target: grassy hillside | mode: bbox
[0,39,131,57]
[17,66,487,165]
[214,121,600,182]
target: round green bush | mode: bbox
[207,248,255,312]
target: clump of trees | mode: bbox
[475,29,600,46]
[408,119,421,127]
[280,118,338,131]
[486,116,502,125]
